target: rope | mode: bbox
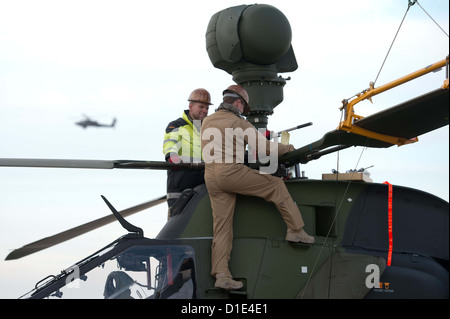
[300,135,369,298]
[300,111,372,298]
[302,0,449,297]
[416,0,449,38]
[374,0,449,86]
[373,1,415,86]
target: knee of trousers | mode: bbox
[276,197,305,230]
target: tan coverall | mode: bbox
[201,106,305,278]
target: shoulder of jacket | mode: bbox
[165,117,188,133]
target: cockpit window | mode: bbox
[43,245,196,299]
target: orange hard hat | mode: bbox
[188,88,212,105]
[223,85,250,115]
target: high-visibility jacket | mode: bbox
[163,110,205,209]
[163,110,202,163]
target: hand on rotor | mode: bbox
[168,153,181,163]
[168,153,181,170]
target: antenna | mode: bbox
[101,195,144,237]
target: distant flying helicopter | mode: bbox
[75,114,117,129]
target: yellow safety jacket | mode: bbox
[163,110,202,163]
[163,110,205,209]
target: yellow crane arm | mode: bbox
[338,56,449,146]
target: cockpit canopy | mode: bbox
[22,238,197,299]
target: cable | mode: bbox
[300,114,369,298]
[373,1,415,86]
[374,1,449,86]
[302,1,448,298]
[416,0,449,38]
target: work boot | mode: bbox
[214,273,243,290]
[286,228,315,244]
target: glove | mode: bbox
[168,153,181,163]
[168,153,181,170]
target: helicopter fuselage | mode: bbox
[22,179,448,299]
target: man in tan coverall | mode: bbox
[201,85,314,290]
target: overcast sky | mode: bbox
[0,0,448,298]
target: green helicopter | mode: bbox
[0,3,447,300]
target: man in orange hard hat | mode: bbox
[201,84,314,290]
[163,88,212,213]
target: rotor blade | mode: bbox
[114,160,205,170]
[5,195,167,260]
[0,158,114,169]
[0,158,205,170]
